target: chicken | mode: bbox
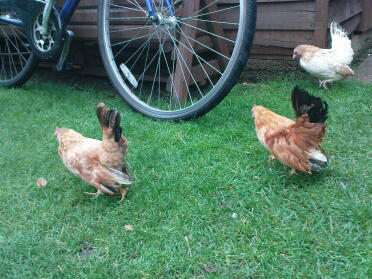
[54,103,132,201]
[293,22,354,89]
[252,86,329,174]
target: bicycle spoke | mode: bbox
[111,30,155,49]
[109,3,143,13]
[99,0,255,118]
[180,21,235,44]
[156,31,181,108]
[159,29,192,105]
[185,18,239,26]
[138,38,152,99]
[11,27,25,69]
[0,43,6,79]
[0,9,36,85]
[124,0,146,14]
[161,0,183,14]
[174,25,215,89]
[165,30,223,75]
[8,27,28,64]
[112,23,153,58]
[183,5,239,21]
[109,16,147,20]
[147,47,160,104]
[135,48,162,86]
[125,32,155,65]
[163,28,203,101]
[2,29,17,77]
[175,26,230,60]
[190,0,219,17]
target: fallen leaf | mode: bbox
[36,177,48,188]
[124,225,134,231]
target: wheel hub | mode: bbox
[150,13,178,28]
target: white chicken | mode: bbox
[293,22,354,89]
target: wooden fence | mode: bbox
[52,0,371,76]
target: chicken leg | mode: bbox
[84,189,103,199]
[268,154,276,162]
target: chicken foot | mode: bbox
[319,80,333,90]
[289,168,296,176]
[268,154,276,162]
[84,189,103,199]
[118,188,129,202]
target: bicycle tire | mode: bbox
[0,9,38,87]
[98,0,256,121]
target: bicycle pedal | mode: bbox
[56,30,74,72]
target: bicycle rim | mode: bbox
[99,0,256,120]
[0,10,37,87]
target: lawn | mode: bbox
[0,76,371,278]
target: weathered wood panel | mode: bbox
[342,13,362,34]
[46,0,367,75]
[328,0,362,24]
[254,30,314,48]
[359,0,372,31]
[313,0,329,48]
[256,1,315,31]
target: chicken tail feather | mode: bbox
[96,102,122,142]
[107,167,133,185]
[291,86,328,123]
[329,21,354,65]
[307,149,328,172]
[330,21,347,39]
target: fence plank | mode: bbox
[314,0,329,47]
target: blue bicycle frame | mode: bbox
[0,0,175,28]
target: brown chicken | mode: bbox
[252,86,328,174]
[54,103,132,200]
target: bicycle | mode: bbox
[0,0,256,120]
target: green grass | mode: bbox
[0,77,371,278]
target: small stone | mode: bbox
[231,213,238,219]
[36,177,48,188]
[124,225,134,231]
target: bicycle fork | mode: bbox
[41,0,54,36]
[146,0,176,25]
[120,0,177,88]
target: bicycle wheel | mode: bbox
[98,0,256,120]
[0,9,38,87]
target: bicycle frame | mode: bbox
[0,0,175,28]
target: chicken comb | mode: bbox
[291,86,328,123]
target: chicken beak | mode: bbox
[292,54,296,59]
